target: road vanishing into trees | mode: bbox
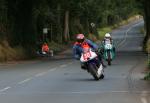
[0,20,149,103]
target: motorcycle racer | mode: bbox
[73,34,106,68]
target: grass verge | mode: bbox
[0,40,26,62]
[97,15,143,40]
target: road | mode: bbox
[0,19,149,103]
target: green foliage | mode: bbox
[0,0,144,59]
[144,39,150,80]
[0,40,26,62]
[146,39,150,53]
[144,72,150,80]
[48,41,66,52]
[0,0,8,38]
[2,0,139,43]
[98,27,112,39]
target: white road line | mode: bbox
[48,68,57,72]
[35,72,47,77]
[18,78,32,84]
[68,62,73,65]
[117,21,143,48]
[60,64,67,68]
[141,97,148,103]
[0,87,11,92]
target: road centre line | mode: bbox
[0,87,11,92]
[48,68,57,72]
[18,78,32,84]
[117,21,143,48]
[60,64,67,68]
[35,63,71,77]
[35,72,48,77]
[0,62,80,93]
[17,63,72,86]
[68,62,73,65]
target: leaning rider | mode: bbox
[73,33,106,69]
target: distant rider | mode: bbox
[102,33,115,53]
[103,33,113,44]
[42,42,53,56]
[42,42,49,54]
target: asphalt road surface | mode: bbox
[0,19,149,103]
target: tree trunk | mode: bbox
[64,10,70,42]
[143,0,150,45]
[57,4,63,43]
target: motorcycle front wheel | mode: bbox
[107,51,111,65]
[88,63,100,80]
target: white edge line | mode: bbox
[0,86,11,92]
[18,78,32,84]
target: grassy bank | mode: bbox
[0,40,27,62]
[0,40,67,62]
[143,39,150,80]
[98,27,112,40]
[145,39,150,73]
[97,15,143,40]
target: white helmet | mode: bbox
[105,33,111,37]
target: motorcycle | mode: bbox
[80,48,104,80]
[36,50,54,57]
[103,43,115,65]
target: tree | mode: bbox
[143,0,150,44]
[0,0,8,40]
[0,0,145,55]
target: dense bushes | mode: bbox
[0,0,147,61]
[0,40,26,62]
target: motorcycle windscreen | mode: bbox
[80,50,97,62]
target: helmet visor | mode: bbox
[77,39,84,43]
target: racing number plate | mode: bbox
[83,52,91,60]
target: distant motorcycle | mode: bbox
[103,43,115,65]
[80,48,104,80]
[36,50,54,57]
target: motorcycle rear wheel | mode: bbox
[100,74,104,79]
[107,51,111,65]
